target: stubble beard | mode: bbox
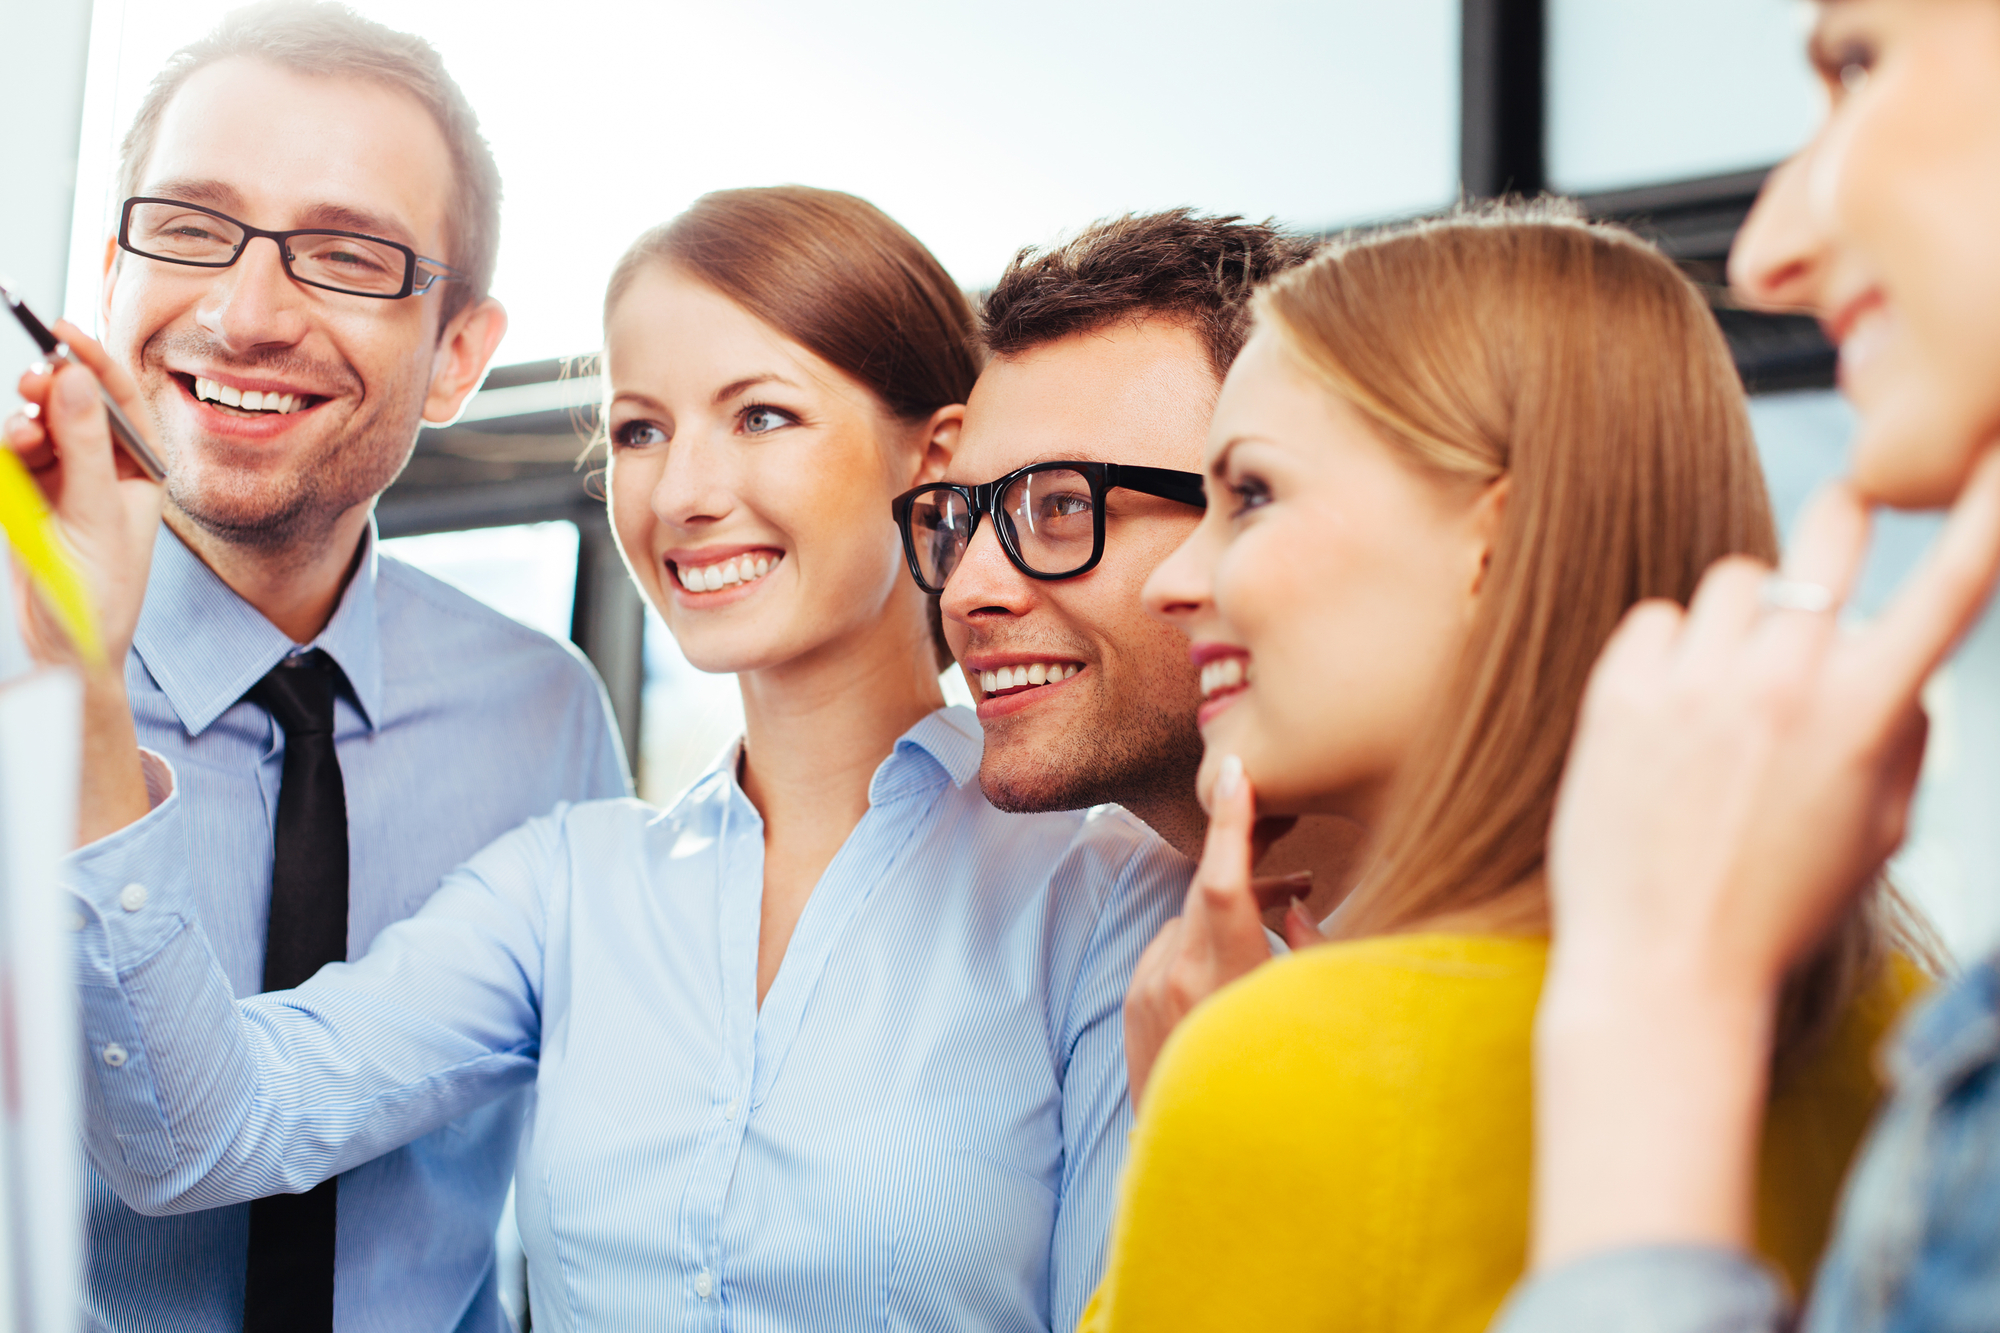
[143,332,421,557]
[978,680,1204,817]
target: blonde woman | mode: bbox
[1079,208,1929,1333]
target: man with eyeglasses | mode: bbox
[894,209,1360,1098]
[5,5,626,1332]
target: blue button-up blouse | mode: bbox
[68,706,1189,1332]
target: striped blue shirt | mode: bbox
[71,523,629,1333]
[66,705,1188,1332]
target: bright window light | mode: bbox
[67,0,1459,365]
[379,521,579,642]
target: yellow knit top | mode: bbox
[1080,934,1921,1333]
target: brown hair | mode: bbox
[1275,201,1907,1060]
[605,185,980,666]
[981,209,1319,379]
[605,186,980,420]
[117,0,501,327]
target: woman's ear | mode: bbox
[1466,474,1511,600]
[911,403,965,486]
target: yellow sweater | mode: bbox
[1081,934,1920,1333]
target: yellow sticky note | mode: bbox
[0,447,103,667]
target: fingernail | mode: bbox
[21,402,39,421]
[57,370,94,410]
[1281,870,1314,884]
[1217,754,1243,800]
[28,360,50,377]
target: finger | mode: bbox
[46,363,121,509]
[1283,899,1328,951]
[1190,756,1258,920]
[1852,447,2000,714]
[17,359,55,407]
[1249,871,1313,915]
[1673,556,1768,670]
[1751,481,1873,667]
[51,321,145,417]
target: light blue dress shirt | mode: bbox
[67,705,1188,1332]
[75,523,629,1333]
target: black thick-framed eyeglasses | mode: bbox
[117,196,464,300]
[891,460,1207,595]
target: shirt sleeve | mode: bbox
[1489,1247,1791,1333]
[66,757,560,1216]
[1049,821,1188,1333]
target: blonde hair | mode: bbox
[1267,201,1912,1059]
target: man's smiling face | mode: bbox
[102,57,458,551]
[942,317,1214,821]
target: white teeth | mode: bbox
[193,377,306,414]
[1199,657,1249,700]
[676,552,782,595]
[979,662,1079,696]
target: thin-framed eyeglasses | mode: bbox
[118,196,464,300]
[891,460,1206,595]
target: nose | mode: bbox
[1142,508,1217,628]
[1729,151,1830,315]
[193,235,312,353]
[940,511,1035,627]
[649,434,736,531]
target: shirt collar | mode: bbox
[686,705,985,811]
[132,520,385,736]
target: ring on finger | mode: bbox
[1760,575,1838,615]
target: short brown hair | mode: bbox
[605,185,980,420]
[979,209,1318,378]
[116,0,501,326]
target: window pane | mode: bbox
[379,521,579,642]
[1548,0,1822,193]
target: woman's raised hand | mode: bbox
[1123,757,1322,1108]
[1530,448,2000,1267]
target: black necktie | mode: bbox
[241,649,349,1333]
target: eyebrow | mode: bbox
[713,374,801,405]
[142,178,421,249]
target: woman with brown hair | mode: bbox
[11,186,1184,1330]
[1078,204,1928,1332]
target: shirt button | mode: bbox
[119,883,148,912]
[723,1099,738,1121]
[66,911,87,932]
[694,1270,714,1299]
[102,1044,129,1068]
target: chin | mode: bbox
[1849,388,1996,509]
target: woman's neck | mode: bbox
[733,598,946,1007]
[735,616,945,827]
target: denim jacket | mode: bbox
[1491,955,2000,1333]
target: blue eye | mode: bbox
[742,405,795,435]
[613,419,668,450]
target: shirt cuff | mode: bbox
[1490,1246,1790,1333]
[63,751,195,982]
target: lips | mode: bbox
[172,371,328,424]
[1191,644,1251,727]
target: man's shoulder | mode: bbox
[373,554,601,695]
